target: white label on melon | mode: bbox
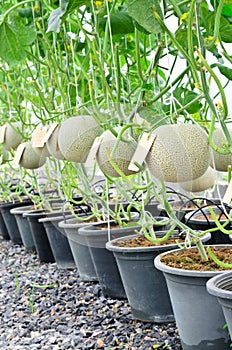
[0,125,6,143]
[128,132,156,172]
[43,123,59,143]
[13,144,26,165]
[85,136,102,167]
[223,178,232,204]
[32,126,48,148]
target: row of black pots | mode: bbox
[60,217,232,350]
[0,200,33,243]
[1,197,232,350]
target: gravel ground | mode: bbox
[0,236,182,350]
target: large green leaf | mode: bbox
[127,0,163,34]
[201,3,232,43]
[210,0,232,17]
[99,12,134,35]
[0,22,25,65]
[0,16,36,66]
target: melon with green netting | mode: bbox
[211,127,232,171]
[180,166,216,192]
[58,116,102,162]
[46,124,65,160]
[18,142,46,169]
[96,126,139,177]
[146,124,210,182]
[2,122,23,151]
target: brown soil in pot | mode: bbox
[93,221,139,230]
[161,247,232,271]
[172,203,204,211]
[114,235,185,247]
[195,213,230,221]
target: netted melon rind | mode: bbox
[33,144,51,158]
[19,142,46,169]
[146,124,210,182]
[180,166,216,192]
[3,122,23,151]
[46,125,65,160]
[211,128,232,172]
[58,116,102,162]
[96,127,138,177]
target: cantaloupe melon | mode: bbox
[46,125,65,160]
[58,115,102,162]
[18,142,46,169]
[96,126,139,177]
[211,127,232,171]
[2,122,23,151]
[33,144,50,158]
[146,124,210,182]
[180,166,216,192]
[0,145,10,164]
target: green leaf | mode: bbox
[201,4,232,43]
[183,92,202,114]
[10,17,36,47]
[66,0,90,14]
[141,83,154,91]
[99,12,135,35]
[210,0,232,17]
[222,3,232,17]
[173,87,202,114]
[133,20,150,34]
[219,16,232,42]
[213,64,232,80]
[175,29,198,51]
[0,22,26,65]
[127,0,163,34]
[137,106,168,126]
[18,7,33,18]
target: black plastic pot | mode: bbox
[39,215,76,269]
[23,210,55,263]
[0,200,33,244]
[58,216,99,282]
[155,245,231,350]
[207,271,232,343]
[10,205,35,251]
[0,210,10,240]
[106,232,176,322]
[78,220,141,299]
[185,201,232,244]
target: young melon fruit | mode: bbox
[96,126,139,177]
[19,142,46,169]
[211,128,232,171]
[180,166,216,192]
[146,124,210,182]
[2,122,23,151]
[46,125,65,160]
[58,115,102,162]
